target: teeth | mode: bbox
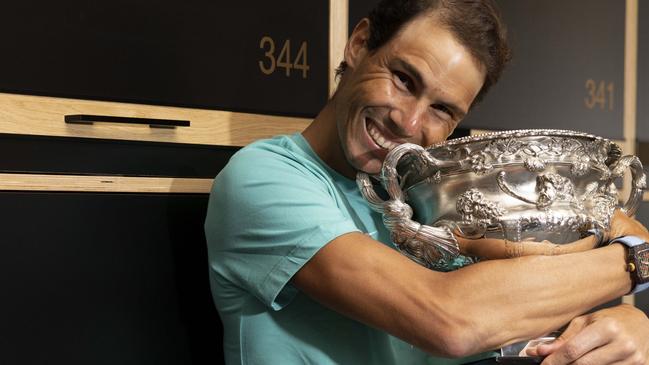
[367,121,398,150]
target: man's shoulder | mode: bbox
[223,134,325,179]
[235,134,300,161]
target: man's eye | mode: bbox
[394,71,414,92]
[432,104,454,120]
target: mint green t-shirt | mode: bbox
[205,134,491,365]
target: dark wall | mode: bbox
[635,201,649,316]
[350,0,626,138]
[0,1,325,363]
[0,134,238,178]
[0,1,329,117]
[462,0,625,137]
[0,192,223,365]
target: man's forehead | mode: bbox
[382,19,468,70]
[387,12,446,44]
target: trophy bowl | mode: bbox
[357,129,647,271]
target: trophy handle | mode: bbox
[358,143,462,270]
[356,172,387,213]
[610,155,647,216]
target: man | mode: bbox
[205,1,649,364]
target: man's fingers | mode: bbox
[539,321,609,365]
[522,338,558,357]
[456,234,598,260]
[533,315,587,357]
[549,235,599,255]
[537,305,649,365]
[543,346,627,365]
[531,338,564,357]
[456,207,649,260]
[608,209,649,241]
[456,236,552,258]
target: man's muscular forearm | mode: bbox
[442,244,631,356]
[293,233,632,358]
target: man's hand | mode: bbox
[455,234,598,260]
[607,209,649,242]
[525,304,649,365]
[455,209,649,260]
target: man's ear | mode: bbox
[344,18,370,69]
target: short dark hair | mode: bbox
[337,0,511,104]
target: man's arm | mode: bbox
[293,230,631,358]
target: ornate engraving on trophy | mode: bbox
[582,181,618,224]
[470,152,493,174]
[524,156,546,172]
[461,135,611,177]
[535,173,580,210]
[495,172,581,211]
[424,171,442,184]
[259,36,310,78]
[456,189,506,224]
[570,160,590,176]
[358,129,647,271]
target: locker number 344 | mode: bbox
[259,36,310,79]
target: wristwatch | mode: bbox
[609,235,649,294]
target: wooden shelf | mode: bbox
[0,93,309,147]
[0,173,213,193]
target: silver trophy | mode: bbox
[357,129,647,363]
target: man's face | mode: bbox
[336,15,486,175]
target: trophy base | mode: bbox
[463,356,543,364]
[463,336,556,365]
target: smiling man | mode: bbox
[205,1,649,364]
[306,14,482,178]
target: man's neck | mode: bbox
[302,101,357,179]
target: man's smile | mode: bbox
[365,117,400,151]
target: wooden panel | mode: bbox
[624,0,638,152]
[0,93,308,146]
[0,0,328,117]
[638,0,649,142]
[330,0,349,95]
[0,174,213,193]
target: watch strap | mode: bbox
[609,235,649,294]
[610,235,645,246]
[633,282,649,295]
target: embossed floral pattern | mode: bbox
[456,188,507,223]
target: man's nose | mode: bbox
[388,101,428,137]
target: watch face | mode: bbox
[638,248,649,281]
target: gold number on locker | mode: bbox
[259,36,310,79]
[584,79,614,111]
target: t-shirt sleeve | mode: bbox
[205,145,360,310]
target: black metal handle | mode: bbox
[65,114,190,128]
